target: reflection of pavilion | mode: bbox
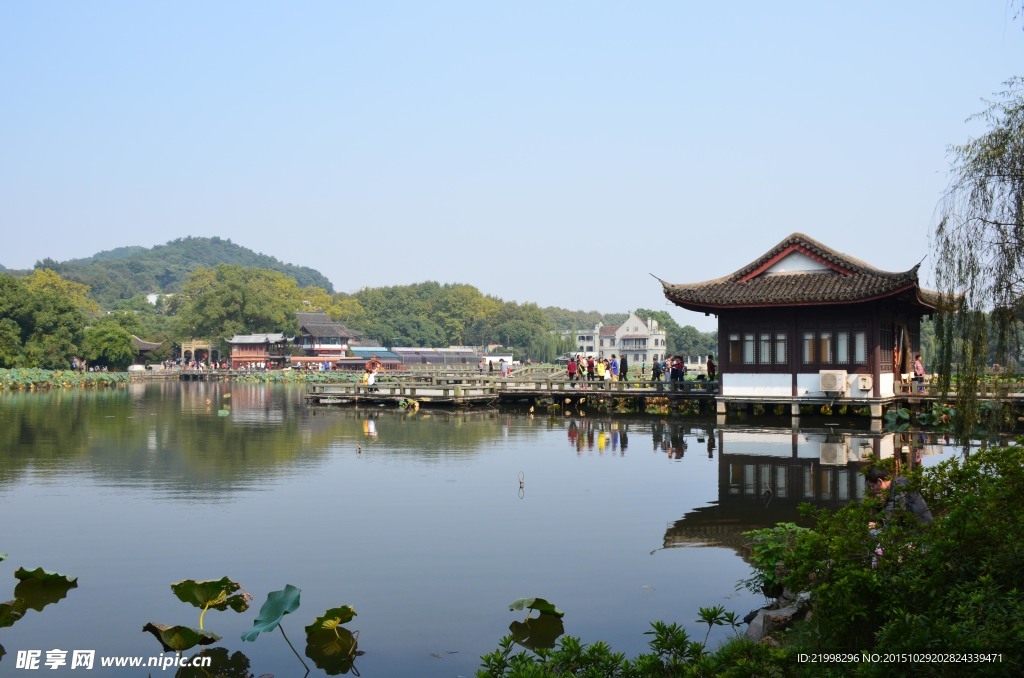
[663,426,909,553]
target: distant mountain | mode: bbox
[36,236,334,307]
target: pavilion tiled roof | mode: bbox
[131,335,163,352]
[227,333,288,344]
[296,312,360,339]
[660,232,940,312]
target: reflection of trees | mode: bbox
[0,389,130,484]
[0,385,543,495]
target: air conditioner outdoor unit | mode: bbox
[819,370,848,393]
[819,441,849,465]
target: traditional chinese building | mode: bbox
[291,312,361,368]
[226,333,290,369]
[660,233,940,417]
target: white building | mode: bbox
[575,312,668,366]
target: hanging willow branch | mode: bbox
[932,78,1024,443]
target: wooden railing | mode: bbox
[308,373,719,398]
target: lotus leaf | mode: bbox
[142,622,221,653]
[13,566,77,586]
[305,626,360,675]
[508,597,564,618]
[303,605,357,635]
[175,647,252,678]
[171,577,251,613]
[509,613,565,651]
[13,577,77,613]
[240,585,301,642]
[0,599,27,628]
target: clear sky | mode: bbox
[2,2,1022,332]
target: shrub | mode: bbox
[777,443,1024,673]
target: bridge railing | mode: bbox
[307,374,720,398]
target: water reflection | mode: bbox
[0,385,969,677]
[662,424,951,554]
[565,419,630,454]
[0,384,546,499]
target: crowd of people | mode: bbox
[564,353,717,390]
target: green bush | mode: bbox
[776,444,1024,674]
[478,622,791,677]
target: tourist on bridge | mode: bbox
[913,354,926,393]
[620,355,629,382]
[670,356,685,391]
[610,355,619,381]
[651,358,663,390]
[707,354,717,381]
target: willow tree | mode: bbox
[933,78,1024,440]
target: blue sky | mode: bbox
[2,2,1022,331]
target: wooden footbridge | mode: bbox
[303,365,1024,420]
[304,365,717,408]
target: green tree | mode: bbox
[525,331,575,363]
[82,317,137,370]
[171,265,327,342]
[0,317,22,367]
[331,293,366,327]
[40,236,333,307]
[934,78,1024,440]
[0,271,88,368]
[25,268,100,316]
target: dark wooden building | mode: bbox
[293,312,361,367]
[660,233,939,416]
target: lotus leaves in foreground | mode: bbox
[509,613,565,651]
[142,622,220,653]
[175,647,252,678]
[171,577,252,629]
[508,597,565,618]
[304,606,361,675]
[13,576,78,613]
[306,626,360,675]
[0,599,26,629]
[507,597,566,651]
[13,567,77,586]
[240,584,301,642]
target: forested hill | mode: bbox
[32,236,333,306]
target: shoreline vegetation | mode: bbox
[0,367,370,390]
[0,368,131,390]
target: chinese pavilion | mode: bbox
[660,233,940,417]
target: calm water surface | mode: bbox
[0,382,957,676]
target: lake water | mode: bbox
[0,382,958,676]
